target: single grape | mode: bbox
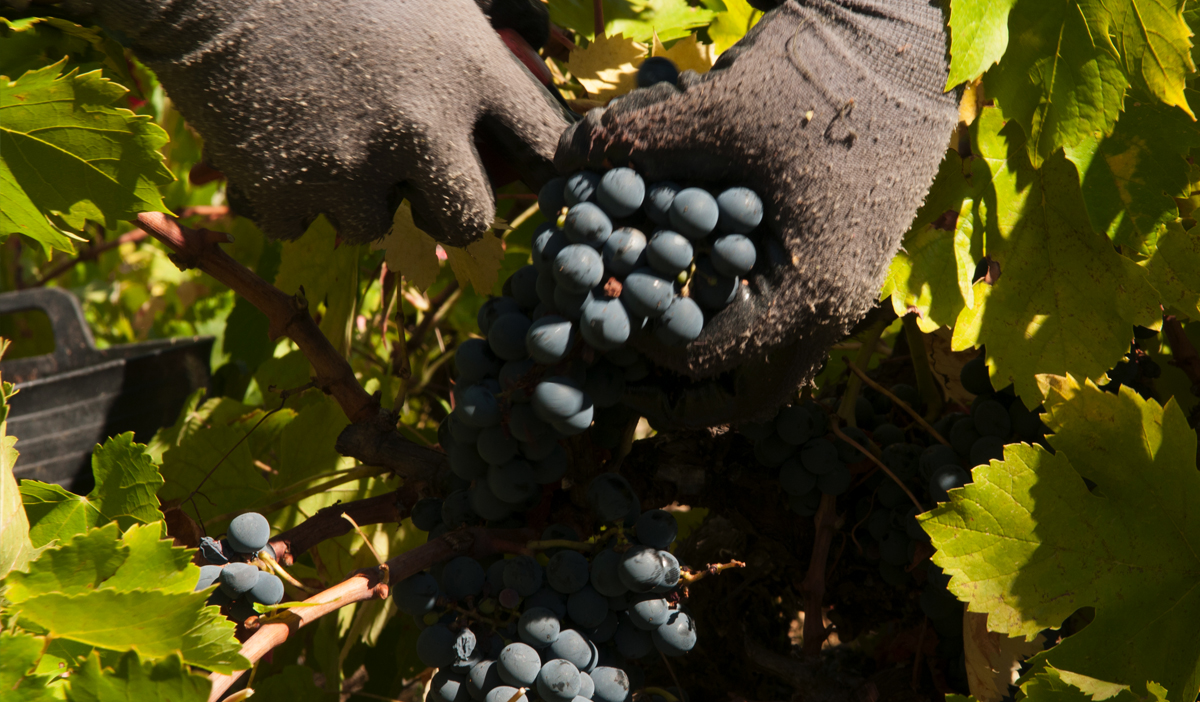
[779,457,818,496]
[411,498,444,532]
[636,56,679,87]
[589,549,629,598]
[548,628,593,670]
[533,227,570,271]
[800,439,842,475]
[488,313,533,362]
[476,425,519,465]
[691,257,739,310]
[533,376,587,422]
[970,435,1005,467]
[652,610,697,656]
[973,399,1012,438]
[524,586,568,619]
[587,474,639,523]
[563,202,613,249]
[579,671,597,698]
[532,444,569,484]
[537,659,582,701]
[455,338,501,384]
[580,298,631,352]
[669,187,719,239]
[655,550,681,590]
[621,268,674,319]
[526,315,574,365]
[929,465,970,502]
[711,234,756,277]
[919,444,960,480]
[950,417,981,457]
[449,442,489,480]
[880,529,911,566]
[596,167,645,218]
[564,171,600,206]
[247,571,285,606]
[589,611,620,644]
[614,616,654,658]
[775,405,813,445]
[654,296,703,346]
[716,186,763,234]
[539,177,567,218]
[442,489,478,527]
[416,623,459,669]
[498,642,542,687]
[443,556,486,600]
[873,423,906,448]
[469,480,515,521]
[567,586,609,629]
[754,433,794,467]
[617,547,666,593]
[504,555,545,597]
[478,297,522,336]
[960,355,994,395]
[227,512,271,554]
[195,564,222,592]
[551,398,594,437]
[218,562,260,598]
[459,385,501,428]
[547,550,590,594]
[553,287,593,322]
[590,667,632,702]
[429,670,469,702]
[629,596,669,631]
[509,265,541,311]
[818,464,853,495]
[584,362,626,409]
[536,268,558,308]
[498,588,522,609]
[646,230,693,277]
[488,460,538,504]
[634,510,678,549]
[485,687,528,702]
[602,227,647,276]
[645,181,680,226]
[518,606,562,649]
[393,571,439,617]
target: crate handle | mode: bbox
[0,288,98,373]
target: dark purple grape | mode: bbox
[596,167,645,218]
[563,202,613,249]
[621,268,674,319]
[602,227,647,276]
[716,186,763,234]
[669,187,719,239]
[711,234,756,277]
[637,56,679,88]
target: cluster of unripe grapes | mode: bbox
[194,512,285,621]
[401,474,693,702]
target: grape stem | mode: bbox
[843,359,950,446]
[206,526,536,702]
[902,314,945,419]
[836,316,890,427]
[264,486,421,566]
[825,417,924,512]
[679,559,746,584]
[525,538,596,553]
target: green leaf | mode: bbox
[951,108,1161,398]
[921,378,1200,701]
[1065,90,1200,253]
[274,215,363,356]
[1,382,32,579]
[945,0,1019,87]
[984,0,1128,167]
[15,589,248,674]
[548,0,716,43]
[22,433,164,548]
[65,651,208,702]
[1142,221,1200,317]
[882,150,977,331]
[0,17,132,87]
[1079,0,1196,118]
[100,523,201,596]
[3,523,127,604]
[0,61,174,256]
[1021,665,1170,702]
[0,631,62,702]
[706,0,761,55]
[246,665,337,702]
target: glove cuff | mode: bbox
[89,0,247,53]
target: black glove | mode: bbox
[63,0,572,245]
[556,0,958,427]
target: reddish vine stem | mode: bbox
[136,212,379,424]
[267,486,419,566]
[800,494,838,656]
[208,526,537,702]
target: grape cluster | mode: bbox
[194,512,285,621]
[402,476,694,702]
[1102,329,1162,399]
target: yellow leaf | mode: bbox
[963,611,1044,702]
[371,200,441,292]
[651,32,715,75]
[707,0,762,55]
[446,235,505,295]
[568,33,647,100]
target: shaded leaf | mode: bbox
[0,61,173,256]
[1142,221,1200,316]
[3,523,127,604]
[247,665,337,702]
[445,234,507,295]
[963,611,1043,702]
[67,650,209,702]
[0,631,62,702]
[274,216,363,356]
[921,378,1200,701]
[984,1,1127,167]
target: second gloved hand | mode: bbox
[73,0,572,245]
[556,0,958,426]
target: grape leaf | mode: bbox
[0,631,62,702]
[67,651,208,702]
[274,215,362,356]
[920,378,1200,701]
[1079,0,1196,118]
[568,33,647,100]
[2,523,127,604]
[247,664,337,702]
[963,611,1043,702]
[706,0,761,56]
[21,433,164,548]
[0,16,132,87]
[0,61,174,257]
[983,0,1127,167]
[15,589,247,674]
[651,33,714,74]
[1065,90,1200,253]
[881,150,977,332]
[0,375,32,579]
[945,0,1019,88]
[373,200,441,292]
[100,523,201,596]
[951,108,1160,399]
[1142,221,1200,317]
[445,234,506,295]
[1021,664,1169,702]
[548,0,715,43]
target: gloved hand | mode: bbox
[556,0,958,427]
[60,0,572,245]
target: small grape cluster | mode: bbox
[1102,329,1162,399]
[400,475,695,702]
[194,512,285,622]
